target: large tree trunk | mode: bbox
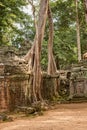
[47,4,57,75]
[47,4,58,96]
[23,0,48,102]
[75,0,81,62]
[23,0,59,102]
[25,0,48,102]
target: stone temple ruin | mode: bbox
[59,61,87,100]
[0,46,87,112]
[0,46,29,111]
[69,61,87,98]
[0,46,59,111]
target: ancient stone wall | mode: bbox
[0,73,59,111]
[69,61,87,98]
[0,77,9,110]
[0,46,29,111]
[0,74,28,111]
[1,46,87,111]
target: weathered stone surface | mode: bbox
[0,46,87,112]
[69,60,87,99]
[0,46,28,111]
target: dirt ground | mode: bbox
[0,103,87,130]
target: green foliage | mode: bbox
[41,0,87,69]
[50,0,77,67]
[49,0,87,68]
[0,0,34,46]
[0,0,87,69]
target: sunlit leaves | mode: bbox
[0,0,33,46]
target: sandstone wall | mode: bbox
[0,75,29,111]
[0,46,87,112]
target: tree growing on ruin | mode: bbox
[23,0,58,102]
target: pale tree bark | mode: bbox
[47,4,58,96]
[75,0,81,61]
[23,0,37,73]
[23,0,59,102]
[23,0,49,102]
[82,0,87,59]
[47,4,57,75]
[33,0,48,101]
[24,0,48,102]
